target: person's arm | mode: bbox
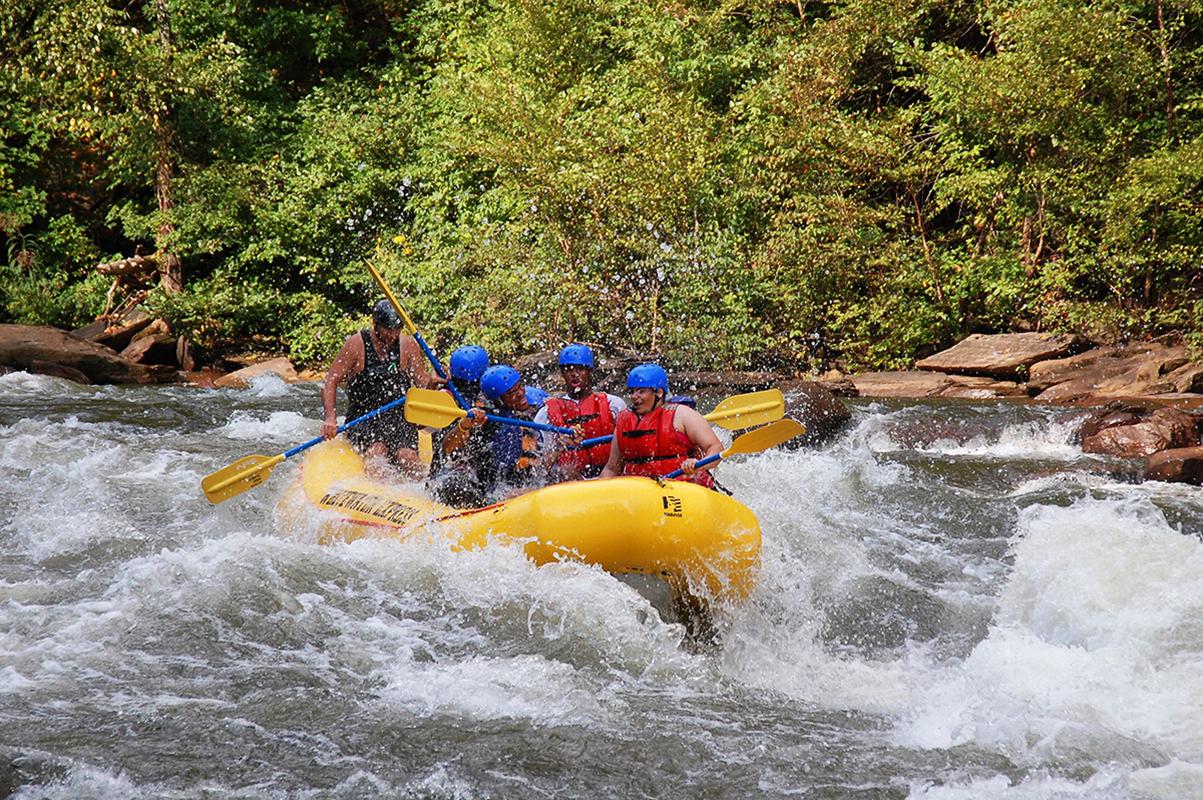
[321,336,363,439]
[675,406,722,475]
[536,405,581,460]
[441,407,486,454]
[599,429,624,478]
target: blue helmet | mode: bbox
[668,394,696,408]
[525,386,550,408]
[372,299,403,329]
[449,345,489,381]
[558,343,594,369]
[627,363,669,392]
[481,364,522,401]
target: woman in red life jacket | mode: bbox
[533,343,628,480]
[600,363,721,489]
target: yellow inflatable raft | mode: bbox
[278,439,761,603]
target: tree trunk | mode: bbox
[910,188,944,304]
[153,0,181,295]
[1157,0,1175,138]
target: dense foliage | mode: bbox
[3,0,1201,369]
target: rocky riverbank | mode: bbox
[4,324,1203,485]
[844,332,1203,486]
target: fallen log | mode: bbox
[96,254,159,277]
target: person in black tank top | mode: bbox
[321,300,436,477]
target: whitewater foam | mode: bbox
[899,497,1203,769]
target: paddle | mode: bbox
[366,259,469,411]
[201,395,407,504]
[418,428,434,466]
[575,388,786,449]
[663,418,806,479]
[403,387,574,435]
[206,256,459,503]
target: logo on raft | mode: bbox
[661,495,683,518]
[320,490,421,526]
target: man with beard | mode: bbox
[533,344,626,481]
[321,299,437,476]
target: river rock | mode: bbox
[28,360,92,384]
[1146,446,1203,485]
[815,373,859,397]
[182,368,225,389]
[176,335,194,371]
[214,356,299,389]
[916,332,1081,379]
[1074,402,1145,442]
[73,308,157,352]
[777,380,852,446]
[0,324,174,384]
[1080,407,1199,458]
[1032,343,1196,402]
[296,367,327,382]
[1164,363,1203,394]
[851,371,1027,399]
[120,333,178,366]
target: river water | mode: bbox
[2,371,1203,799]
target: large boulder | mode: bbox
[1074,402,1145,442]
[213,356,299,389]
[1032,343,1197,402]
[673,370,781,393]
[1080,407,1199,458]
[0,324,175,384]
[851,371,1027,399]
[120,333,179,366]
[916,332,1081,380]
[778,380,852,446]
[1146,446,1203,485]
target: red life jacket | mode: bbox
[614,404,715,489]
[545,392,615,474]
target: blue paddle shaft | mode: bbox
[664,452,722,479]
[578,433,611,449]
[284,395,407,459]
[412,331,469,410]
[483,413,571,435]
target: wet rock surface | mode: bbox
[915,332,1082,379]
[212,356,299,389]
[853,334,1203,485]
[778,380,852,446]
[1079,407,1200,458]
[1146,446,1203,485]
[0,324,175,384]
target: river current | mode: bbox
[2,371,1202,799]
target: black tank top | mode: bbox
[346,329,411,419]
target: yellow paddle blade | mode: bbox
[418,428,434,466]
[704,389,785,430]
[403,387,467,429]
[366,261,419,335]
[201,453,286,504]
[725,418,806,457]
